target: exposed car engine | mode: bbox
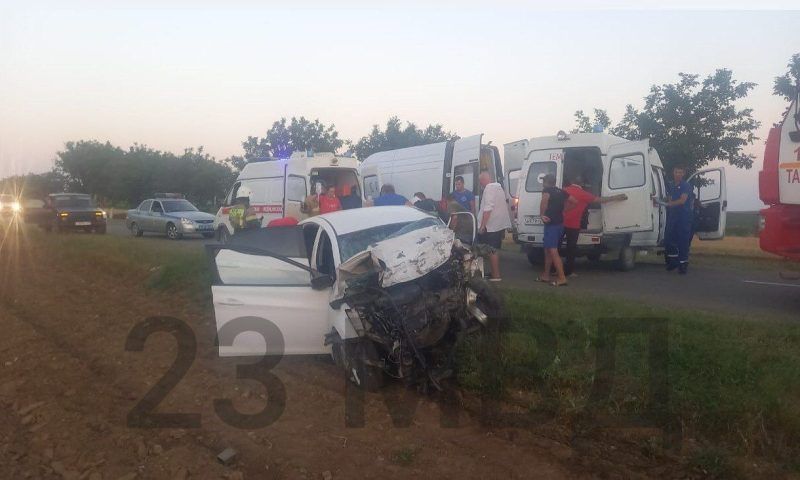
[327,223,500,391]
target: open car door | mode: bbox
[207,226,331,356]
[602,140,654,234]
[690,167,727,240]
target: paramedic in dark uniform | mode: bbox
[660,165,695,274]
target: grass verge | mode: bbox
[21,227,212,304]
[457,287,800,469]
[17,227,800,471]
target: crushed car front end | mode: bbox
[329,221,499,391]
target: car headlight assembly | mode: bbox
[11,202,21,212]
[469,256,484,277]
[180,217,193,225]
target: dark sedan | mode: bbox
[34,193,107,234]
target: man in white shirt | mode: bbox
[477,172,512,281]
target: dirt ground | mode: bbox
[0,227,701,479]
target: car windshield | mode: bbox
[337,217,443,262]
[54,196,93,208]
[162,199,198,212]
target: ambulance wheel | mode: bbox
[527,248,544,266]
[587,252,601,262]
[616,247,636,271]
[218,227,231,244]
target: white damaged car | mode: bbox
[207,206,501,391]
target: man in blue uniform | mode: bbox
[660,165,695,274]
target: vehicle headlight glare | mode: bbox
[11,202,21,212]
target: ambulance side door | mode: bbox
[689,167,727,240]
[451,134,483,214]
[601,141,654,234]
[285,174,307,220]
[360,164,382,205]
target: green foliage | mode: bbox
[724,211,760,237]
[573,68,761,173]
[458,288,800,465]
[572,109,612,134]
[48,141,236,208]
[242,116,344,161]
[773,53,800,102]
[391,446,420,466]
[350,116,458,160]
[0,170,69,198]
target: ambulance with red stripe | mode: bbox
[759,93,800,262]
[214,151,360,242]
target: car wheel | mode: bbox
[526,247,544,266]
[616,246,636,271]
[166,223,182,240]
[344,338,385,392]
[130,222,143,237]
[218,227,231,244]
[468,276,506,330]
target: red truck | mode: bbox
[759,93,800,263]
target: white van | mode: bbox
[358,134,505,214]
[510,132,727,270]
[214,151,360,242]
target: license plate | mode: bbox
[75,221,91,226]
[198,225,212,230]
[524,215,543,226]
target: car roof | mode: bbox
[301,206,432,235]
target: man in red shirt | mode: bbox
[318,185,342,214]
[562,175,627,276]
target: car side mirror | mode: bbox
[311,274,334,290]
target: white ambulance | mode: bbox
[214,151,360,242]
[358,134,505,214]
[508,131,727,270]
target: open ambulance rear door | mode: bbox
[601,140,654,234]
[690,167,727,240]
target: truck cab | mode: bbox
[759,96,800,261]
[513,132,726,270]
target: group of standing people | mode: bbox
[305,181,363,215]
[332,173,512,283]
[538,175,626,286]
[538,164,696,286]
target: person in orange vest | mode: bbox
[319,185,342,214]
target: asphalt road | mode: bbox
[107,219,799,320]
[498,248,800,321]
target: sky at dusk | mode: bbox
[1,1,799,210]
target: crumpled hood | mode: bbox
[334,224,455,300]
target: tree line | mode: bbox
[2,53,797,208]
